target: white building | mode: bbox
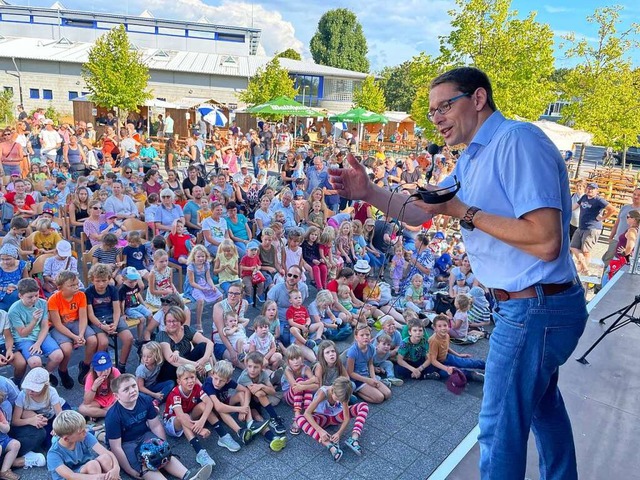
[0,2,367,114]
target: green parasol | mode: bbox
[329,107,388,124]
[246,96,321,117]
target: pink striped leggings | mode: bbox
[283,381,314,412]
[296,402,369,443]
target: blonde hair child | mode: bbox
[135,341,175,403]
[335,220,355,266]
[185,245,222,332]
[213,239,240,295]
[283,345,319,435]
[146,249,177,307]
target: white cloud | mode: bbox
[544,5,572,14]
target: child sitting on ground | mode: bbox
[162,365,216,467]
[286,289,324,360]
[247,315,283,373]
[222,311,249,363]
[427,314,486,381]
[313,340,349,388]
[297,377,369,462]
[236,352,288,450]
[202,360,269,450]
[452,273,470,296]
[0,390,21,480]
[374,316,402,359]
[395,318,437,380]
[346,325,392,404]
[402,273,430,313]
[307,290,352,342]
[47,410,119,480]
[283,345,319,435]
[450,294,473,341]
[136,341,175,406]
[86,263,134,372]
[372,333,404,387]
[104,374,212,480]
[78,352,120,419]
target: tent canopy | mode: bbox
[329,107,388,124]
[246,96,321,117]
[531,120,593,151]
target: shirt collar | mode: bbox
[466,111,505,157]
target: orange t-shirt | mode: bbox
[48,291,87,324]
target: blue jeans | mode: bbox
[234,241,247,258]
[436,353,485,378]
[147,380,175,400]
[478,283,587,480]
[374,360,396,378]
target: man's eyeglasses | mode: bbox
[427,93,471,122]
[287,273,299,279]
[228,291,242,296]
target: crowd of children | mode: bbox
[0,119,492,479]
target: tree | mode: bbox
[559,6,640,156]
[409,0,556,136]
[0,90,14,124]
[238,57,297,107]
[379,61,417,112]
[275,49,302,61]
[353,75,386,113]
[310,9,369,73]
[81,24,152,119]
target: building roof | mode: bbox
[0,36,368,80]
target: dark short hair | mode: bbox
[226,201,237,210]
[10,217,29,229]
[18,278,40,295]
[431,67,496,111]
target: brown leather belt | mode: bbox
[490,280,577,302]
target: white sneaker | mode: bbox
[217,433,241,452]
[195,449,216,467]
[23,451,46,468]
[186,463,212,480]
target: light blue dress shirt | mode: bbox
[443,111,577,291]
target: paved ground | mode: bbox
[3,289,489,480]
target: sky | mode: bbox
[7,0,640,71]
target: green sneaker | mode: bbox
[269,436,287,452]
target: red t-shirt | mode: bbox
[5,192,35,207]
[286,305,309,327]
[169,233,191,260]
[164,384,206,419]
[240,254,261,278]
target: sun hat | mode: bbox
[86,123,94,129]
[353,259,372,274]
[127,146,136,154]
[56,240,72,258]
[105,212,117,219]
[22,367,49,392]
[0,244,19,259]
[124,266,141,280]
[587,182,599,189]
[91,351,113,372]
[247,240,261,251]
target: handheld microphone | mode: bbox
[426,143,440,184]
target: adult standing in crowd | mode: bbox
[183,185,204,235]
[601,186,640,265]
[330,66,588,480]
[164,112,174,138]
[1,127,25,177]
[570,182,615,274]
[259,123,273,164]
[39,119,62,165]
[569,179,586,240]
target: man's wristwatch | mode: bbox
[460,206,481,231]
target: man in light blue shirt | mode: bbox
[269,189,297,230]
[328,67,587,480]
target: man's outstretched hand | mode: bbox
[328,153,372,201]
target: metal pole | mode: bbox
[10,58,24,105]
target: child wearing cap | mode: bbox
[240,240,265,306]
[119,267,154,341]
[452,273,470,296]
[43,240,84,295]
[78,352,121,419]
[86,263,135,372]
[8,278,63,386]
[47,410,119,480]
[48,271,101,389]
[42,190,60,217]
[33,218,62,255]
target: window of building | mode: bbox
[68,91,78,100]
[3,87,13,94]
[43,89,53,100]
[81,92,90,96]
[291,74,323,106]
[29,88,40,99]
